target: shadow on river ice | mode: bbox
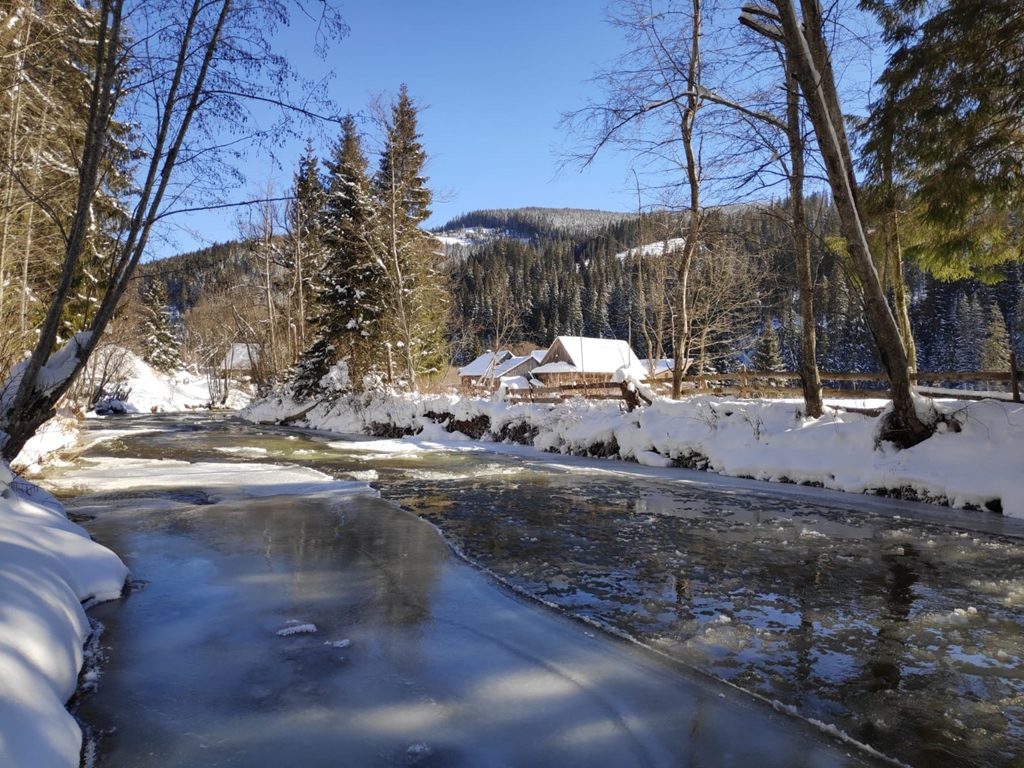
[47,413,1024,767]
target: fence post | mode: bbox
[1012,351,1021,403]
[740,364,748,398]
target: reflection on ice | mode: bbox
[60,413,1024,768]
[380,458,1024,768]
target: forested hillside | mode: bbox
[139,202,1024,390]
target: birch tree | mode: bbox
[0,0,347,459]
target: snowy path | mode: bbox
[44,435,881,767]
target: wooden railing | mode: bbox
[501,352,1022,407]
[673,358,1021,403]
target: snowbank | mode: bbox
[243,390,1024,517]
[10,351,251,474]
[88,349,250,415]
[12,411,83,475]
[0,461,129,768]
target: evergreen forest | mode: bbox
[135,200,1024,395]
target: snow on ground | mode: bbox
[11,411,84,475]
[0,461,129,768]
[13,350,251,475]
[615,237,686,259]
[89,350,251,415]
[1,453,375,768]
[244,388,1024,518]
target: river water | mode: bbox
[43,413,1024,767]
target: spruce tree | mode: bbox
[373,85,447,387]
[139,278,182,374]
[863,0,1024,278]
[752,323,785,386]
[294,115,382,398]
[980,305,1011,382]
[954,295,985,374]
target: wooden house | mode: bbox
[458,350,513,389]
[491,350,545,382]
[532,336,646,386]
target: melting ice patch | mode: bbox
[214,446,269,457]
[43,458,378,503]
[277,621,317,637]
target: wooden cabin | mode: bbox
[531,336,646,387]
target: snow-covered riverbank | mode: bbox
[243,389,1024,518]
[0,461,128,767]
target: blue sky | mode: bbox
[163,1,638,256]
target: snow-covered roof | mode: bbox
[541,336,645,376]
[532,361,579,375]
[458,350,512,378]
[491,351,544,378]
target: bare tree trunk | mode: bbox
[763,0,928,446]
[670,0,703,400]
[382,156,416,389]
[881,156,917,372]
[1,0,233,460]
[0,11,31,331]
[784,63,823,417]
[293,229,306,353]
[259,189,278,377]
[19,206,35,336]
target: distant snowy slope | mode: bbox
[615,237,687,260]
[436,207,636,242]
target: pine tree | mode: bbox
[294,115,382,398]
[373,85,447,387]
[139,278,182,374]
[980,305,1011,381]
[752,322,785,386]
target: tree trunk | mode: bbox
[881,158,917,372]
[670,0,703,400]
[772,0,928,446]
[784,63,823,417]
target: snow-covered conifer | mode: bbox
[139,279,182,374]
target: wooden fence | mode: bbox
[502,353,1022,407]
[668,367,1021,404]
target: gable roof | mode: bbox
[492,351,544,378]
[539,336,645,375]
[458,350,512,378]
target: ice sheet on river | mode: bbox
[44,457,377,502]
[65,464,877,768]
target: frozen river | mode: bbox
[43,413,1024,767]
